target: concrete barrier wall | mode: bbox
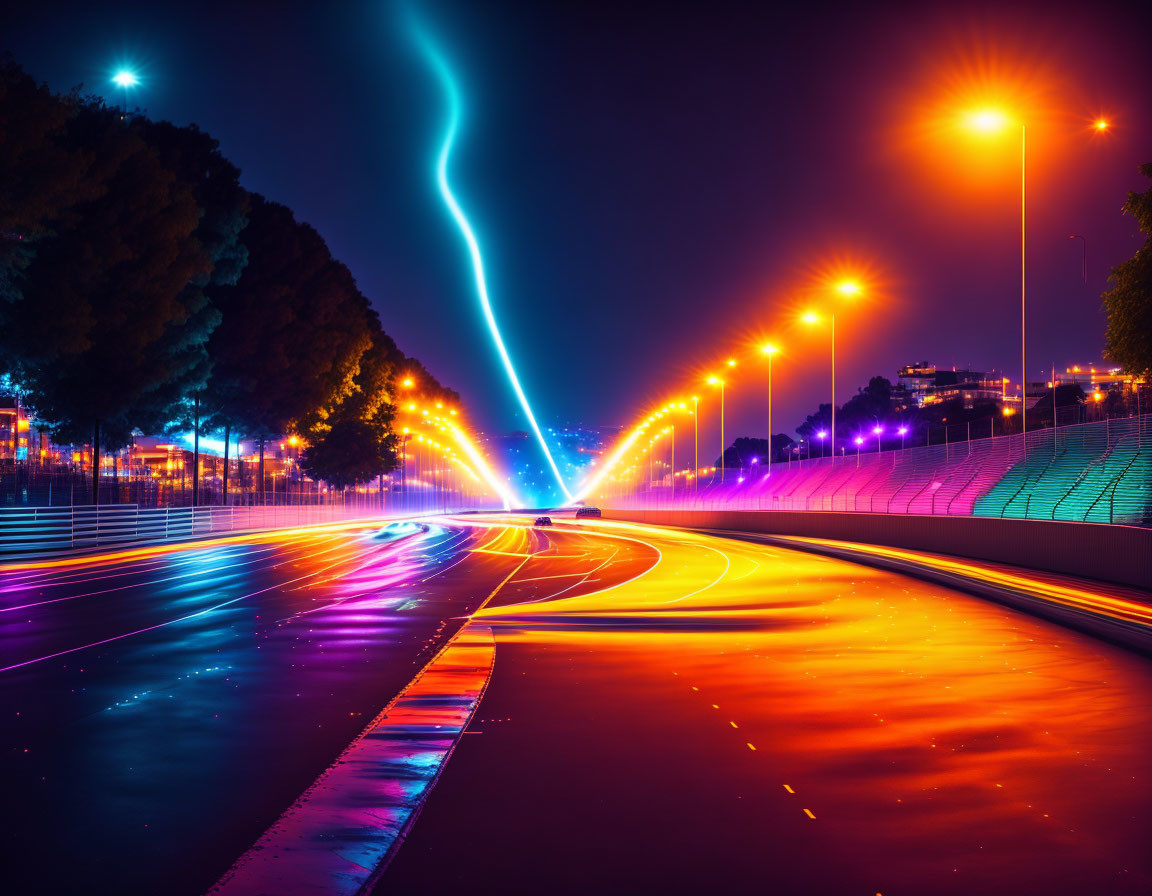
[604,509,1152,591]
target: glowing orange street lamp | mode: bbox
[760,344,779,469]
[692,395,700,490]
[707,375,726,484]
[802,277,861,452]
[963,107,1027,433]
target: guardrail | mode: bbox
[0,502,477,559]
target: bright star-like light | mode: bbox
[965,109,1009,133]
[112,70,139,88]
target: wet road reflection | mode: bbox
[383,519,1152,895]
[0,520,513,896]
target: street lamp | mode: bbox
[854,435,864,465]
[964,108,1028,433]
[692,395,699,492]
[707,375,726,485]
[760,344,779,472]
[111,69,139,114]
[872,424,883,453]
[801,280,861,453]
[816,429,827,458]
[897,426,908,450]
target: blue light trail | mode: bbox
[408,13,573,504]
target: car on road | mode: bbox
[574,506,601,519]
[534,516,552,526]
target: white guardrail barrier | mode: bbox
[0,504,435,558]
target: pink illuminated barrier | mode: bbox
[597,414,1152,527]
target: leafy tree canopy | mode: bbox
[0,86,219,448]
[1103,162,1152,378]
[299,324,400,488]
[204,195,373,440]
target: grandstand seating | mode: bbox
[606,413,1152,527]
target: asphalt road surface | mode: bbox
[380,516,1152,896]
[4,515,1151,895]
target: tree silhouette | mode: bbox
[1103,162,1152,378]
[0,88,218,502]
[144,120,249,505]
[204,195,372,494]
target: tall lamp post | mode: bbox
[760,344,779,472]
[802,279,862,453]
[707,374,727,485]
[963,111,1028,432]
[111,69,139,115]
[692,395,699,493]
[962,112,1109,434]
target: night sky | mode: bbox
[5,0,1151,454]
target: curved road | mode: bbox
[3,515,1150,895]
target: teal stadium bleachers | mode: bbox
[613,414,1152,526]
